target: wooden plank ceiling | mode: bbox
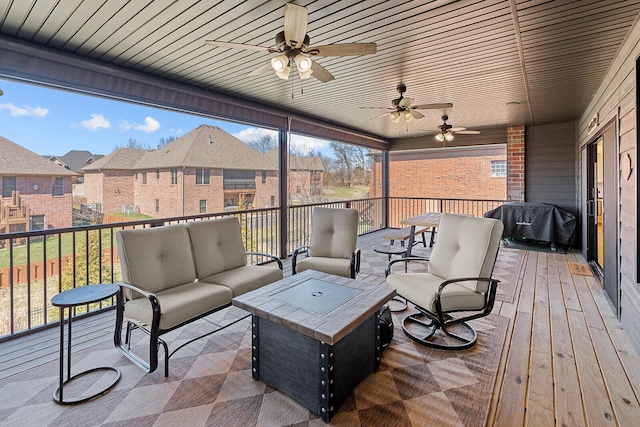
[1,0,639,143]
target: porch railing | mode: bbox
[0,196,506,341]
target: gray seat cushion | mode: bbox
[296,256,352,278]
[386,272,485,312]
[200,264,283,296]
[117,224,197,297]
[308,207,358,259]
[125,282,233,330]
[187,217,248,278]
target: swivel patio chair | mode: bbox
[292,207,361,279]
[385,213,503,349]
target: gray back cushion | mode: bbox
[117,224,197,294]
[308,207,358,259]
[187,217,247,278]
[428,213,504,293]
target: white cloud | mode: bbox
[134,116,160,133]
[0,103,49,117]
[80,113,111,130]
[170,128,184,136]
[233,127,331,154]
[233,127,278,143]
[119,117,160,133]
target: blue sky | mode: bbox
[0,78,333,157]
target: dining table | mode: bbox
[400,212,443,256]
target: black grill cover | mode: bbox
[484,202,576,246]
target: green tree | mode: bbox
[59,230,113,315]
[236,194,255,252]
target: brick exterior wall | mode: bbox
[507,125,525,202]
[370,146,507,200]
[255,171,279,209]
[1,175,73,229]
[85,170,135,214]
[134,168,184,217]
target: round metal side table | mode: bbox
[52,284,121,405]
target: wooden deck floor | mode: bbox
[1,229,640,426]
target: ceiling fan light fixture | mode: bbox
[403,110,414,122]
[271,54,289,72]
[294,54,313,79]
[274,64,291,80]
[389,111,401,123]
[435,132,445,142]
[444,131,455,142]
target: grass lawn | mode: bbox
[0,229,116,269]
[323,185,370,200]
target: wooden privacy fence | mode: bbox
[0,248,119,288]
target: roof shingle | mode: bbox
[0,136,77,176]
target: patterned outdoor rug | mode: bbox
[0,306,508,426]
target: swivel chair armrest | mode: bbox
[433,277,500,322]
[246,251,283,270]
[291,245,309,275]
[436,276,500,295]
[350,248,361,279]
[385,256,429,277]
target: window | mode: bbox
[171,168,178,185]
[223,169,255,189]
[134,173,138,179]
[30,215,45,230]
[196,169,210,184]
[199,199,207,213]
[52,177,64,196]
[262,171,267,184]
[155,199,159,213]
[296,185,301,194]
[491,160,507,177]
[270,196,275,207]
[2,176,16,197]
[156,169,160,179]
[142,172,147,184]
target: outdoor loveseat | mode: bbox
[114,216,283,376]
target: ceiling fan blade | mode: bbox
[247,62,275,77]
[413,103,454,110]
[455,130,481,135]
[307,43,377,56]
[399,97,414,108]
[309,61,335,83]
[284,4,308,48]
[370,112,391,120]
[450,127,467,132]
[411,110,425,119]
[204,40,273,52]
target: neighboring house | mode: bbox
[370,144,508,200]
[265,149,324,203]
[83,125,285,217]
[48,150,104,183]
[82,148,148,215]
[0,136,77,232]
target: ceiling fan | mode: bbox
[203,3,376,82]
[427,114,481,142]
[367,84,453,123]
